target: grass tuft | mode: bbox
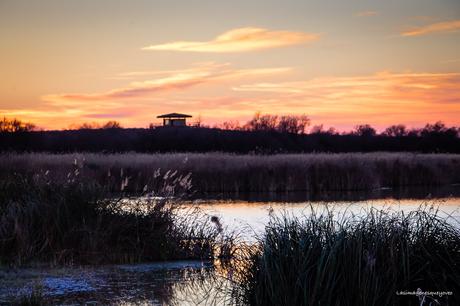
[0,168,232,265]
[235,206,460,306]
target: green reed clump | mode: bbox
[0,169,228,265]
[236,207,460,306]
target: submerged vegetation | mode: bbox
[234,207,460,306]
[1,152,459,195]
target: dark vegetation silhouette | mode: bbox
[0,116,459,153]
[0,117,36,133]
[352,124,377,137]
[235,208,460,306]
[0,165,234,265]
[68,120,123,130]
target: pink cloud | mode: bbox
[401,20,460,36]
[5,70,459,131]
[42,63,291,103]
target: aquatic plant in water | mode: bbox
[0,162,234,265]
[234,206,460,306]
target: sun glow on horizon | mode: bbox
[1,0,459,131]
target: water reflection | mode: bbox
[2,191,459,305]
[0,261,233,305]
[193,185,460,203]
[194,198,460,242]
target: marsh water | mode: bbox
[2,187,460,305]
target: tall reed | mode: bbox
[235,207,460,306]
[0,166,231,265]
[1,153,459,194]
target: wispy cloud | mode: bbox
[43,63,291,102]
[356,11,378,17]
[401,20,460,36]
[5,70,459,131]
[233,72,460,129]
[1,62,291,129]
[234,72,460,102]
[142,27,319,52]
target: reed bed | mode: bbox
[1,153,459,194]
[234,207,460,306]
[0,168,233,265]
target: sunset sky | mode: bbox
[1,0,460,131]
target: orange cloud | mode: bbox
[43,63,291,103]
[8,62,290,129]
[232,72,460,129]
[4,71,459,131]
[234,72,460,97]
[401,20,460,36]
[142,27,319,52]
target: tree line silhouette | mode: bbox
[0,115,459,153]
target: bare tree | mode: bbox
[310,124,337,135]
[220,120,241,130]
[353,124,377,137]
[259,114,278,131]
[383,124,407,137]
[102,121,122,129]
[0,117,36,132]
[193,114,203,127]
[77,122,101,130]
[244,113,309,133]
[278,115,310,134]
[421,121,458,137]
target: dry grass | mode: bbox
[0,152,459,194]
[0,167,234,265]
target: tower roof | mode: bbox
[157,113,192,118]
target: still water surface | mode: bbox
[196,197,460,242]
[2,191,459,305]
[0,261,231,305]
